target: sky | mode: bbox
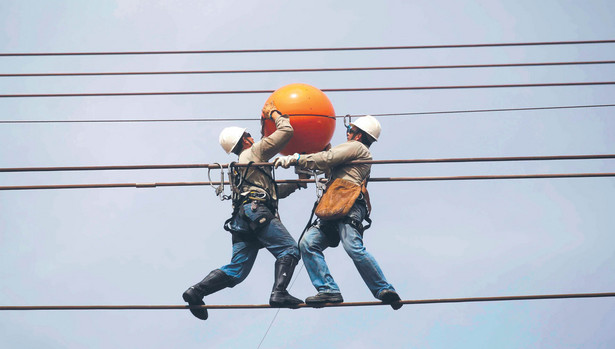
[1,1,614,348]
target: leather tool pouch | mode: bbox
[315,178,364,221]
[243,201,275,231]
[227,202,275,234]
[319,220,341,247]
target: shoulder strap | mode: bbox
[297,201,319,247]
[361,178,372,215]
[232,161,280,209]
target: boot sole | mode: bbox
[379,291,403,310]
[269,301,302,309]
[183,293,208,320]
[305,295,344,307]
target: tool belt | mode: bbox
[224,191,276,242]
[242,190,269,203]
[315,178,370,221]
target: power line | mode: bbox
[1,292,613,311]
[2,60,614,78]
[2,154,614,173]
[2,103,614,124]
[1,173,614,191]
[1,39,614,57]
[0,117,256,124]
[368,103,615,117]
[2,81,615,98]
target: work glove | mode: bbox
[262,102,280,120]
[274,153,300,169]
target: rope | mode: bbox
[257,264,305,348]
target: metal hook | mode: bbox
[312,170,327,200]
[293,166,325,200]
[343,114,352,128]
[208,163,230,201]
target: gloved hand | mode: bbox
[262,102,280,120]
[274,153,300,168]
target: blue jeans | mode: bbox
[219,202,300,286]
[299,201,395,298]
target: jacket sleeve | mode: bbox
[276,183,301,199]
[250,117,293,161]
[297,142,361,171]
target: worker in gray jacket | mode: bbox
[275,115,402,309]
[182,103,304,321]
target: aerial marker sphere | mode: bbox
[262,83,336,155]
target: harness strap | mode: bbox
[297,201,319,247]
[232,161,279,210]
[361,177,372,231]
[225,160,280,233]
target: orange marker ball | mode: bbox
[262,83,336,155]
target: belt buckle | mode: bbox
[248,191,267,202]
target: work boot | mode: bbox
[182,269,232,320]
[269,255,303,308]
[378,289,403,310]
[305,292,344,307]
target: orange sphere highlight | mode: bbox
[262,83,336,155]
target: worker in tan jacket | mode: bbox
[275,115,402,309]
[182,103,304,321]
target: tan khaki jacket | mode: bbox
[297,140,372,186]
[237,117,293,200]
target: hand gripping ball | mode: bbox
[262,83,336,155]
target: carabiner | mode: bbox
[312,170,326,200]
[208,163,230,201]
[343,114,351,129]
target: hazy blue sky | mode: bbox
[1,1,614,348]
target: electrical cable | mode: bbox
[364,103,615,118]
[1,173,614,191]
[1,39,614,57]
[1,292,614,311]
[2,81,615,98]
[2,60,614,78]
[2,103,614,124]
[2,154,613,173]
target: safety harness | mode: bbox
[223,161,280,235]
[208,152,372,246]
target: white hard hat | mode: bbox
[219,126,246,154]
[351,115,381,141]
